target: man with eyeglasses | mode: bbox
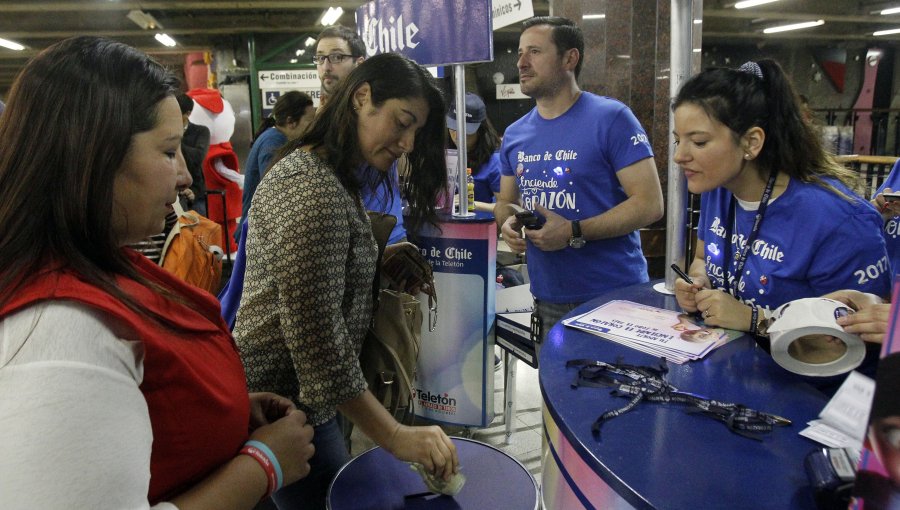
[313,26,365,107]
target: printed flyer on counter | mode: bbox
[562,300,739,363]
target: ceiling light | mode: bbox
[694,19,703,24]
[127,9,162,30]
[874,27,900,36]
[0,37,25,51]
[881,7,900,15]
[735,0,779,9]
[295,49,305,56]
[290,58,298,64]
[763,20,824,34]
[583,14,605,20]
[320,7,344,26]
[305,37,317,47]
[693,48,702,53]
[154,33,177,47]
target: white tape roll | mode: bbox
[766,298,866,377]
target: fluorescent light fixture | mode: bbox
[693,48,702,53]
[0,37,25,51]
[694,19,703,24]
[881,7,900,15]
[874,27,900,36]
[127,9,162,30]
[583,14,605,20]
[295,49,305,56]
[320,6,344,26]
[735,0,779,8]
[154,33,177,47]
[763,20,824,34]
[290,58,298,64]
[305,37,317,46]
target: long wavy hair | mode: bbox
[277,52,447,232]
[0,36,181,317]
[673,59,855,196]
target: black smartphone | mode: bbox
[515,210,544,229]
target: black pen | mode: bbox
[670,263,694,285]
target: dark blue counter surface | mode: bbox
[539,282,828,509]
[327,437,538,510]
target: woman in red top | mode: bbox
[0,36,314,509]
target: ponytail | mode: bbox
[674,59,855,194]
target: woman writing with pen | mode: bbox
[672,60,890,337]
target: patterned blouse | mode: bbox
[234,149,378,426]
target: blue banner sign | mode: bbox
[356,0,493,66]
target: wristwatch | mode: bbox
[569,220,586,249]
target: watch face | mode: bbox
[569,237,586,249]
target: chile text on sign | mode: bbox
[356,0,493,66]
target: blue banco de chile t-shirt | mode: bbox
[875,159,900,275]
[698,177,891,313]
[499,92,654,303]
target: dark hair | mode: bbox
[522,16,584,79]
[0,36,181,317]
[454,115,501,175]
[278,52,446,232]
[176,93,194,115]
[316,25,365,58]
[252,90,314,141]
[673,59,855,193]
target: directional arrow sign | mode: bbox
[492,0,533,31]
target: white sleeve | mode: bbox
[0,302,178,510]
[214,157,245,188]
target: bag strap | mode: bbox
[367,211,397,312]
[158,199,201,266]
[158,212,184,268]
[377,333,416,414]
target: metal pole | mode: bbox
[452,63,474,217]
[664,0,701,291]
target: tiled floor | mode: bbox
[350,353,544,483]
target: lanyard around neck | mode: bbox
[722,169,779,299]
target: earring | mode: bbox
[745,153,752,160]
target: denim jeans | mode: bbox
[271,418,351,510]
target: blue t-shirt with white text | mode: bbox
[499,92,654,303]
[698,177,891,311]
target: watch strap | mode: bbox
[571,220,582,238]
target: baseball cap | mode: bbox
[447,92,486,135]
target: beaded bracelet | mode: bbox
[240,440,284,499]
